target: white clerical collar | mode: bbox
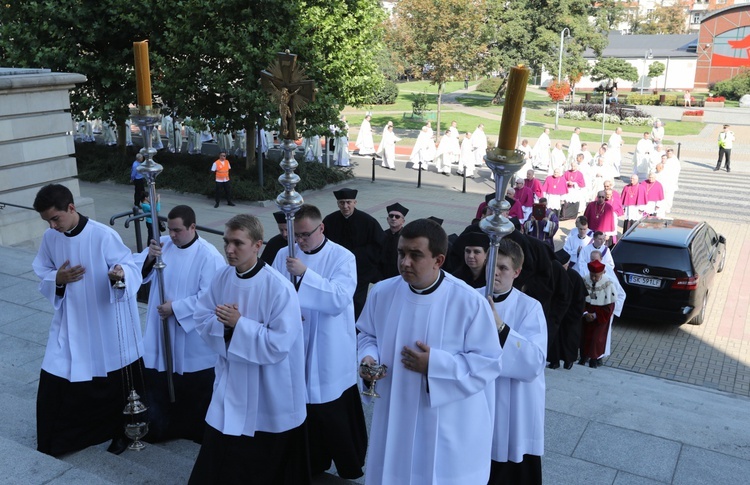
[236,261,258,278]
[492,288,512,300]
[409,271,443,295]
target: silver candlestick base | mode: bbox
[480,147,526,297]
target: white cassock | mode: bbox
[472,128,488,167]
[173,120,183,153]
[193,263,306,436]
[568,133,581,162]
[459,136,476,177]
[651,126,664,145]
[607,132,623,176]
[152,124,164,149]
[562,231,593,268]
[581,150,593,167]
[410,129,435,169]
[448,126,461,161]
[633,138,653,179]
[235,129,248,157]
[482,287,546,463]
[590,161,616,197]
[304,135,323,163]
[163,115,175,152]
[424,126,437,161]
[658,157,681,214]
[32,217,143,381]
[102,119,117,146]
[380,130,401,169]
[576,244,615,280]
[548,147,566,175]
[357,273,502,485]
[273,240,357,404]
[516,144,533,180]
[125,119,133,146]
[134,236,225,373]
[217,131,234,154]
[356,119,375,155]
[333,123,350,166]
[532,132,550,170]
[434,133,455,174]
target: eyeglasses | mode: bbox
[388,214,402,219]
[597,196,605,199]
[294,223,321,239]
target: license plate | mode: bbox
[628,275,661,288]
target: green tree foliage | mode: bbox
[590,57,639,86]
[483,0,606,101]
[386,0,488,134]
[713,69,750,100]
[648,61,666,79]
[639,2,689,35]
[592,0,629,31]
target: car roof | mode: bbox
[621,219,704,248]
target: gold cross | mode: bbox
[261,50,316,140]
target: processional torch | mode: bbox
[260,51,316,283]
[132,40,175,404]
[481,65,530,297]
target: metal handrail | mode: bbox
[0,201,35,211]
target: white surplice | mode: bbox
[134,235,225,373]
[357,273,502,485]
[273,239,357,404]
[193,263,306,436]
[32,218,144,381]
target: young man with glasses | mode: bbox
[272,204,367,480]
[381,203,409,279]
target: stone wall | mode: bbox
[0,68,90,247]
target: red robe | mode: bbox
[563,170,585,188]
[581,275,618,360]
[621,183,647,207]
[524,178,543,199]
[541,175,568,196]
[605,191,624,216]
[583,201,616,233]
[641,180,664,203]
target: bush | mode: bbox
[705,96,725,102]
[564,110,590,121]
[412,92,429,115]
[593,113,621,123]
[560,103,650,120]
[74,143,353,202]
[713,69,750,100]
[683,110,704,116]
[369,79,399,105]
[476,77,503,94]
[626,93,658,105]
[621,116,657,126]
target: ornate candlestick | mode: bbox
[131,105,175,403]
[276,138,305,279]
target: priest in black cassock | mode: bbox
[548,250,587,369]
[260,211,288,265]
[379,202,408,279]
[322,188,385,318]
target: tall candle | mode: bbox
[133,41,152,107]
[498,65,530,150]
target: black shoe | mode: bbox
[443,172,450,177]
[227,202,236,206]
[564,361,574,370]
[107,435,129,455]
[589,359,598,368]
[578,358,588,366]
[727,168,731,173]
[713,167,720,171]
[547,362,560,369]
[390,167,396,171]
[213,202,219,208]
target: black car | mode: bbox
[611,219,726,325]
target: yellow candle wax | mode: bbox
[498,65,530,151]
[133,41,152,107]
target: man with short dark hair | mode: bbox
[380,202,408,279]
[273,204,367,479]
[322,188,385,318]
[714,124,734,173]
[190,214,307,484]
[357,218,502,484]
[260,211,288,265]
[32,184,144,456]
[134,204,225,443]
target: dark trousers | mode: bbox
[133,178,146,205]
[215,181,232,204]
[716,147,731,171]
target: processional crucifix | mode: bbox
[260,51,316,283]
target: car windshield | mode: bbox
[613,241,691,270]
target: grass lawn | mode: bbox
[396,80,478,94]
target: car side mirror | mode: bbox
[718,235,726,245]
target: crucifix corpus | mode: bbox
[260,50,316,141]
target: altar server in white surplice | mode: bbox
[273,204,367,479]
[482,239,546,485]
[190,214,308,485]
[357,218,502,485]
[32,184,144,457]
[134,205,225,444]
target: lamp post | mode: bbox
[640,48,653,95]
[555,27,571,130]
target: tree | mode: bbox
[0,1,167,149]
[647,61,666,79]
[592,0,629,31]
[482,0,607,103]
[387,0,488,135]
[639,2,689,35]
[590,57,639,87]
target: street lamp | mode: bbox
[555,27,571,130]
[640,48,653,95]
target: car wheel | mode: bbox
[689,291,708,326]
[718,248,726,273]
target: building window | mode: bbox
[692,14,701,24]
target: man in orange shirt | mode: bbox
[211,151,235,208]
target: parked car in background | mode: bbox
[612,219,726,325]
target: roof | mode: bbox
[703,3,750,23]
[583,33,698,59]
[621,218,702,248]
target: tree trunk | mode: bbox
[436,82,443,141]
[245,116,256,171]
